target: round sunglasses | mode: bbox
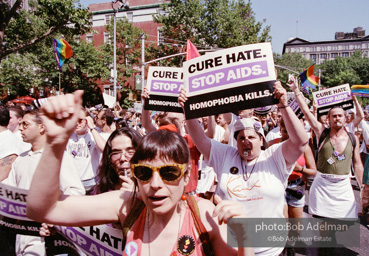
[131,163,186,183]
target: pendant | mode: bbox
[333,151,339,157]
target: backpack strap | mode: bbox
[318,128,330,149]
[317,127,357,158]
[186,195,215,256]
[122,198,146,248]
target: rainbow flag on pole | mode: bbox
[351,85,369,98]
[54,39,73,69]
[299,65,319,90]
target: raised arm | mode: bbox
[27,91,125,226]
[179,88,212,161]
[141,87,157,133]
[86,115,107,152]
[286,76,325,137]
[352,95,364,128]
[274,81,309,169]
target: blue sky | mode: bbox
[80,0,369,54]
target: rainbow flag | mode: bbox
[351,85,369,98]
[186,40,200,61]
[299,65,319,90]
[54,39,73,69]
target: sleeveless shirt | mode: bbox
[317,133,353,175]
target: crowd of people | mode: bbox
[0,76,368,256]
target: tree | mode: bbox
[274,52,314,84]
[318,51,369,87]
[0,0,91,62]
[149,0,271,66]
[102,16,145,106]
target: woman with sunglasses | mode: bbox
[26,91,254,256]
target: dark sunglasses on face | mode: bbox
[131,163,186,183]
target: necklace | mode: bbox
[242,156,259,181]
[146,205,183,256]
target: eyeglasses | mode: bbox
[20,121,31,129]
[109,149,136,162]
[131,163,186,183]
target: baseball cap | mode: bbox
[254,106,272,116]
[233,117,265,140]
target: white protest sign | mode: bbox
[182,43,277,119]
[145,66,183,112]
[313,84,353,116]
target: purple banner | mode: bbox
[56,226,122,256]
[0,197,27,218]
[189,61,269,93]
[150,80,183,94]
[317,92,350,106]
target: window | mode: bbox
[320,53,327,59]
[342,52,350,57]
[310,54,316,62]
[106,14,113,25]
[331,53,338,59]
[331,45,338,51]
[157,28,164,45]
[104,32,112,44]
[86,34,93,43]
[127,12,133,22]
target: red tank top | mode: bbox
[288,154,306,180]
[123,205,204,256]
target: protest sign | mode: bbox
[0,182,124,256]
[287,92,310,119]
[183,43,278,119]
[144,66,183,113]
[313,84,353,117]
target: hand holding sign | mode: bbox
[178,88,188,110]
[273,81,288,108]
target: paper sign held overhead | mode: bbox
[183,43,277,119]
[145,66,184,113]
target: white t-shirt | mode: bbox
[0,129,23,159]
[66,132,102,182]
[208,140,292,218]
[208,140,292,256]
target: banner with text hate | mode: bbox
[183,43,277,119]
[313,84,353,117]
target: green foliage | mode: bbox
[149,0,271,66]
[0,0,91,61]
[318,51,369,105]
[103,17,144,86]
[0,0,111,105]
[274,52,314,85]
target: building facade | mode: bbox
[282,27,369,64]
[85,0,164,95]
